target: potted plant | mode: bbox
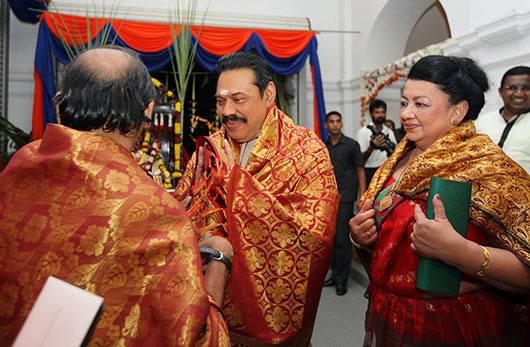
[0,117,33,170]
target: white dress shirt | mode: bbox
[475,109,530,173]
[355,121,397,169]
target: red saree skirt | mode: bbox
[364,179,525,346]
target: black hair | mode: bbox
[500,65,530,87]
[407,55,489,121]
[54,45,156,135]
[215,51,273,97]
[369,99,387,113]
[325,110,342,122]
[384,119,395,128]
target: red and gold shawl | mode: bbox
[362,120,530,267]
[0,124,229,346]
[175,105,340,346]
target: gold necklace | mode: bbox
[379,148,417,211]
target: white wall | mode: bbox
[441,1,530,114]
[7,0,530,138]
[335,0,530,138]
[7,14,38,133]
[332,0,438,138]
[405,4,450,55]
[8,0,350,134]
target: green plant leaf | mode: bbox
[0,117,33,169]
[169,0,212,109]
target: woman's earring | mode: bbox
[451,119,459,126]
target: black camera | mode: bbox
[367,125,396,157]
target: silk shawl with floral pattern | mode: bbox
[175,105,340,346]
[361,120,530,268]
[0,124,229,346]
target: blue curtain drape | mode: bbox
[34,15,328,140]
[8,0,47,23]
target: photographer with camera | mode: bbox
[356,99,397,184]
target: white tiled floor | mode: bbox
[311,257,369,347]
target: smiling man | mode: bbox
[175,51,340,346]
[475,66,530,173]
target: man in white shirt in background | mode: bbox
[475,66,530,173]
[355,99,397,184]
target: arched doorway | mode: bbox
[405,2,451,55]
[362,0,450,125]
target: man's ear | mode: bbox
[54,92,62,124]
[263,81,276,107]
[55,105,61,124]
[144,100,155,119]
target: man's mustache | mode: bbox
[221,115,248,124]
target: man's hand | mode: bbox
[194,145,205,185]
[220,139,235,171]
[370,135,386,149]
[199,232,233,306]
[195,139,235,185]
[199,232,234,261]
[180,196,191,209]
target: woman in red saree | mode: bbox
[350,55,530,346]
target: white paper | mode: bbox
[12,276,104,347]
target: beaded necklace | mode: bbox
[379,148,417,211]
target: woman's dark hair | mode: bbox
[216,51,273,97]
[407,55,490,120]
[384,119,395,128]
[55,45,156,135]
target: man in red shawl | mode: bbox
[0,46,231,346]
[175,52,340,346]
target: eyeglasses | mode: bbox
[502,85,530,92]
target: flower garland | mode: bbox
[135,132,159,171]
[132,78,184,191]
[360,42,444,123]
[135,131,152,167]
[156,149,172,189]
[173,100,183,180]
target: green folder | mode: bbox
[415,177,472,296]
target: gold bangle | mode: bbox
[475,245,490,277]
[349,231,364,249]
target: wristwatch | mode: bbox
[199,247,232,276]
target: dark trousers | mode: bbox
[329,201,354,285]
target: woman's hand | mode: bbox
[411,194,466,262]
[412,194,530,293]
[349,199,378,247]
